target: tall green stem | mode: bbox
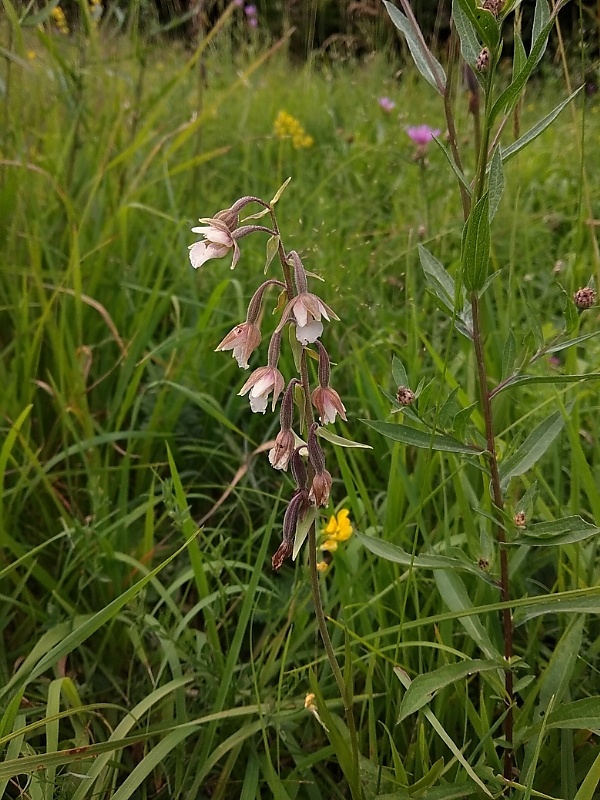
[469,60,514,781]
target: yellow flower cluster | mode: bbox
[51,5,69,34]
[273,110,314,149]
[320,509,353,553]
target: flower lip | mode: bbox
[238,366,285,413]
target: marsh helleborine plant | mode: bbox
[188,193,344,570]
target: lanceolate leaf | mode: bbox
[513,515,600,547]
[514,596,600,625]
[452,0,483,72]
[417,245,473,335]
[490,16,554,121]
[453,0,500,50]
[501,87,583,163]
[462,194,490,291]
[546,698,600,731]
[361,419,484,455]
[383,1,446,94]
[316,427,372,450]
[398,659,501,721]
[488,147,504,221]
[499,410,564,490]
[356,531,496,584]
[493,372,600,395]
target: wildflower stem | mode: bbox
[442,27,471,218]
[470,292,514,780]
[269,209,295,298]
[308,522,362,799]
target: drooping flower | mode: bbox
[269,429,296,470]
[311,386,346,425]
[289,293,338,345]
[239,366,285,413]
[189,217,238,270]
[378,96,396,113]
[215,322,261,369]
[406,124,441,147]
[321,509,353,552]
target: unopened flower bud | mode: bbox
[396,386,416,406]
[272,490,308,570]
[482,0,503,16]
[514,511,526,528]
[269,429,296,470]
[290,447,307,491]
[309,470,332,507]
[476,47,490,72]
[307,424,326,474]
[573,287,596,309]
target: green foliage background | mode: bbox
[1,2,600,798]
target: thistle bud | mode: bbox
[396,386,416,406]
[513,511,526,528]
[573,287,596,309]
[476,47,490,73]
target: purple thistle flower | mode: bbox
[406,124,441,146]
[245,3,257,15]
[378,96,396,113]
[247,15,258,27]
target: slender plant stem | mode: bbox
[470,293,514,780]
[307,522,362,799]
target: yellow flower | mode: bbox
[51,6,70,34]
[27,50,37,60]
[320,509,353,552]
[273,110,314,149]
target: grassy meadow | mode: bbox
[1,5,600,799]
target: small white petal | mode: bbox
[249,395,268,413]
[250,374,274,397]
[232,345,250,369]
[296,320,323,345]
[292,298,309,328]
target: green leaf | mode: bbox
[393,668,494,797]
[512,29,527,81]
[462,194,490,291]
[514,596,600,625]
[270,176,291,205]
[531,0,550,62]
[452,0,484,74]
[501,330,516,380]
[499,410,564,491]
[316,427,372,450]
[383,1,446,94]
[392,355,410,388]
[546,698,600,731]
[494,372,600,395]
[361,419,484,455]
[501,87,583,163]
[488,147,504,221]
[544,328,600,354]
[398,659,500,721]
[264,235,280,274]
[434,138,474,195]
[454,0,500,49]
[490,15,554,121]
[513,515,600,547]
[574,749,600,800]
[417,245,473,336]
[292,506,317,560]
[434,571,503,660]
[356,531,496,583]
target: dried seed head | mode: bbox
[478,557,490,570]
[573,287,596,309]
[396,386,416,406]
[482,0,503,16]
[476,47,490,72]
[514,511,527,528]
